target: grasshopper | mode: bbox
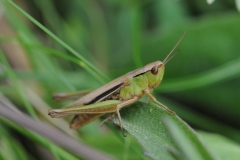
[48,32,186,136]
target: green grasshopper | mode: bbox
[48,32,186,136]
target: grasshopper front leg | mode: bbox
[143,89,176,115]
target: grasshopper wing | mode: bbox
[52,89,93,102]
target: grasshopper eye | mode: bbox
[151,66,158,75]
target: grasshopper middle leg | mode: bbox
[100,113,116,127]
[101,97,138,136]
[116,97,138,136]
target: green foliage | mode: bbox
[0,0,240,159]
[113,102,214,160]
[199,131,240,160]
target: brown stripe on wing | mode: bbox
[70,114,104,129]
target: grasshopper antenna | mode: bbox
[164,49,181,65]
[163,31,186,65]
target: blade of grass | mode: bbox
[0,117,79,160]
[0,125,30,160]
[0,48,38,118]
[131,5,142,67]
[0,95,78,160]
[6,0,109,83]
[159,57,240,92]
[163,97,240,143]
[0,103,115,160]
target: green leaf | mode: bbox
[112,102,214,160]
[199,131,240,160]
[163,117,214,160]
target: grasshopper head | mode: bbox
[146,61,165,88]
[147,31,186,88]
[150,61,164,75]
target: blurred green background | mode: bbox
[0,0,240,159]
